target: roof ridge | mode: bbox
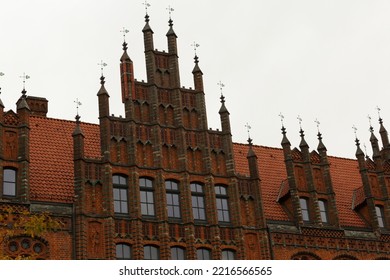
[30,115,99,127]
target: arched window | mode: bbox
[375,205,385,228]
[166,180,181,219]
[318,200,328,223]
[197,248,211,260]
[116,243,131,260]
[144,245,159,260]
[222,249,235,260]
[191,183,206,221]
[3,168,16,197]
[299,198,310,222]
[171,246,186,260]
[140,178,155,216]
[113,175,128,214]
[215,185,230,223]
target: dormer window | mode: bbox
[299,198,310,222]
[318,200,328,224]
[375,205,385,228]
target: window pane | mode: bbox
[116,244,131,259]
[3,182,16,196]
[300,198,309,221]
[222,250,235,260]
[4,169,16,183]
[144,246,159,260]
[114,201,121,213]
[121,202,128,213]
[113,175,119,185]
[197,248,211,260]
[171,247,185,260]
[376,206,385,228]
[113,188,120,200]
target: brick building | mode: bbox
[0,13,390,260]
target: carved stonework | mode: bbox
[244,233,260,260]
[88,222,103,259]
[4,131,17,159]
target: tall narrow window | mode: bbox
[299,198,310,222]
[376,205,385,228]
[144,245,159,260]
[171,246,186,260]
[116,243,131,259]
[196,248,211,260]
[222,249,236,260]
[166,180,181,219]
[113,175,128,214]
[318,200,328,223]
[3,168,16,196]
[215,185,230,223]
[140,178,155,216]
[191,183,206,221]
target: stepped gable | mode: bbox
[29,116,100,203]
[233,142,365,228]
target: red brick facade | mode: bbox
[0,14,390,260]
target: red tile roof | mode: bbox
[233,143,366,228]
[29,116,101,203]
[28,115,366,228]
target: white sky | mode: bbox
[1,0,390,159]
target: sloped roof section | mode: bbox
[233,142,365,228]
[29,116,101,203]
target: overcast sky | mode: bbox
[1,0,390,159]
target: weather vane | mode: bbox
[245,123,252,140]
[0,72,4,95]
[314,118,320,132]
[74,98,82,116]
[352,125,358,138]
[368,114,373,129]
[98,60,107,76]
[19,72,30,91]
[217,81,225,96]
[279,113,285,127]
[376,106,382,119]
[142,0,151,14]
[191,42,200,56]
[297,115,303,129]
[166,5,174,18]
[120,27,129,41]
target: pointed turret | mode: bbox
[72,114,85,160]
[142,13,155,84]
[247,138,259,179]
[219,94,231,133]
[120,41,136,103]
[379,117,390,160]
[369,125,381,160]
[192,55,203,91]
[355,137,366,169]
[166,18,177,54]
[97,76,110,118]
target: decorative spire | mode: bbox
[19,72,30,95]
[0,72,4,95]
[143,0,151,19]
[74,98,82,119]
[315,119,327,151]
[279,113,290,146]
[297,115,308,148]
[98,60,107,77]
[245,122,252,143]
[368,114,380,159]
[120,27,129,50]
[192,41,200,63]
[166,5,176,37]
[353,125,364,157]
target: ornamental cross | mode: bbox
[297,115,303,129]
[314,118,320,132]
[352,125,358,138]
[245,123,252,139]
[142,0,151,13]
[191,42,200,55]
[19,72,30,90]
[98,60,107,76]
[0,72,4,95]
[74,98,82,116]
[120,27,129,41]
[368,114,372,128]
[279,112,285,126]
[166,5,174,18]
[217,81,225,96]
[376,106,382,119]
